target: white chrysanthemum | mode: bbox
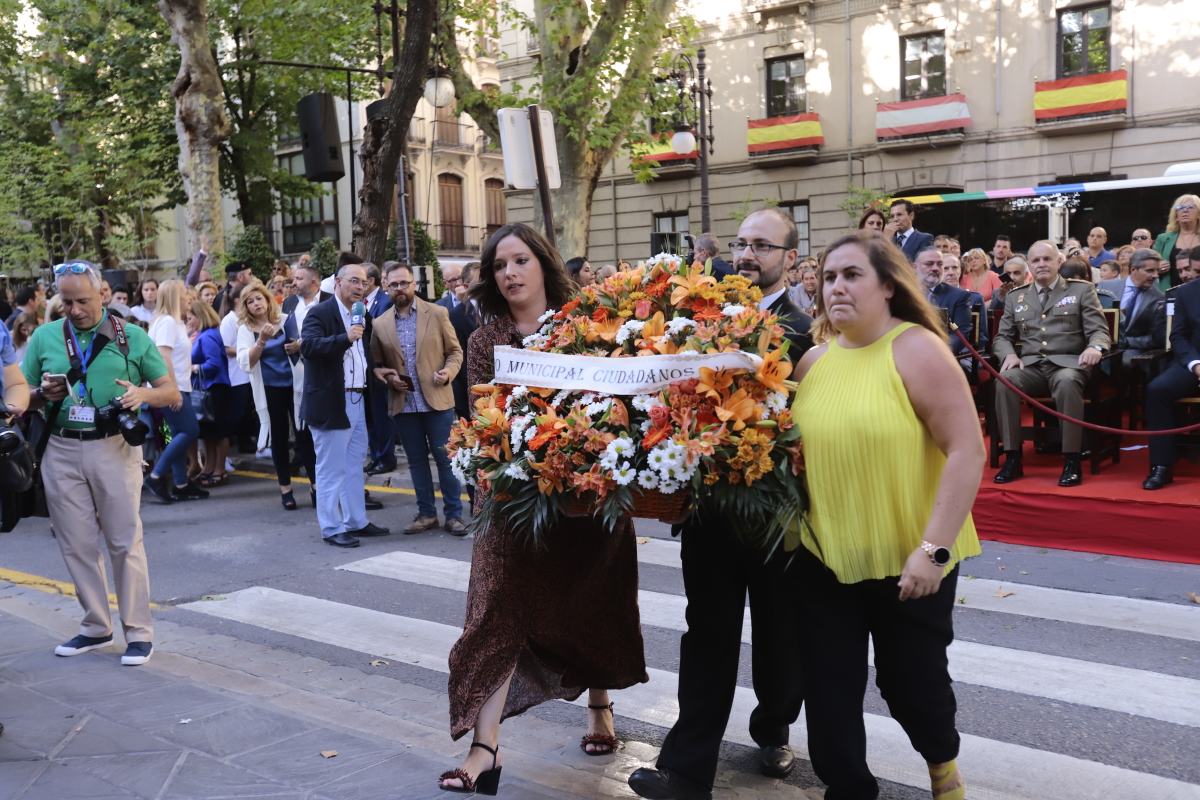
[612,463,637,486]
[636,470,660,490]
[607,436,634,458]
[722,304,746,318]
[504,462,530,481]
[599,450,619,470]
[509,415,532,452]
[585,398,612,418]
[537,309,556,324]
[521,333,548,348]
[614,319,646,345]
[666,316,696,335]
[631,393,664,412]
[639,420,652,433]
[524,425,538,442]
[647,447,670,470]
[451,462,467,484]
[551,390,573,408]
[510,385,528,399]
[766,391,789,413]
[658,479,681,494]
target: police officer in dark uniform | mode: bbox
[992,240,1111,487]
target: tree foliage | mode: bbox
[208,0,380,230]
[223,225,275,283]
[444,0,693,257]
[0,0,180,273]
[308,235,337,277]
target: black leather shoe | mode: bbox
[758,744,795,778]
[324,532,361,548]
[1143,465,1174,490]
[1058,456,1083,487]
[364,490,383,511]
[349,522,391,537]
[627,767,712,800]
[366,460,396,475]
[992,456,1024,484]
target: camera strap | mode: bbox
[62,313,129,393]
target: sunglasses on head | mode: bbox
[53,261,92,276]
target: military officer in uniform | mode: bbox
[992,240,1111,487]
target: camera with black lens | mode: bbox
[95,400,150,446]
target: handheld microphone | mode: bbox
[350,301,365,327]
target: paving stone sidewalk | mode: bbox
[0,586,818,800]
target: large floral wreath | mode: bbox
[448,254,807,551]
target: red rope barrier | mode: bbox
[952,327,1200,438]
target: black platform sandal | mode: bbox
[281,490,297,510]
[580,702,621,756]
[438,741,501,795]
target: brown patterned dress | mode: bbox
[447,314,649,740]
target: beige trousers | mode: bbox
[43,434,153,642]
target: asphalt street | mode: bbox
[1,459,1198,799]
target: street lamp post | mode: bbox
[670,48,714,233]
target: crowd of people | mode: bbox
[5,188,1198,800]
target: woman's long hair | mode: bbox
[857,208,886,230]
[1165,193,1200,234]
[236,280,282,327]
[189,298,222,331]
[470,222,575,321]
[811,231,946,344]
[155,279,189,322]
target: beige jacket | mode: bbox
[369,298,463,415]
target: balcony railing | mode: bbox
[432,121,474,151]
[1034,69,1128,132]
[436,224,490,253]
[746,113,823,160]
[875,94,971,145]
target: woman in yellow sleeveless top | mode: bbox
[791,231,984,800]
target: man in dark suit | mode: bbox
[1143,277,1200,489]
[448,262,483,421]
[435,262,465,312]
[693,232,734,280]
[1098,248,1166,367]
[299,263,390,547]
[629,208,810,800]
[915,246,977,359]
[889,199,934,262]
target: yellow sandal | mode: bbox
[929,759,965,800]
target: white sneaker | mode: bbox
[224,458,236,472]
[256,447,272,459]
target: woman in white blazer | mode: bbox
[235,281,303,509]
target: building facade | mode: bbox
[500,0,1200,261]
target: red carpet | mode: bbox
[973,443,1200,564]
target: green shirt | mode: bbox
[21,314,168,430]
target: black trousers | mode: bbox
[655,520,804,791]
[294,425,317,485]
[795,548,960,800]
[264,385,293,486]
[1146,364,1198,466]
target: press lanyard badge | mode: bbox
[67,404,96,424]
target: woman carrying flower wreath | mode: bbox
[437,223,648,795]
[790,230,984,800]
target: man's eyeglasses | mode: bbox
[444,277,463,287]
[386,281,414,290]
[340,277,366,287]
[729,241,789,257]
[53,261,92,276]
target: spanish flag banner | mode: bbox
[746,113,824,155]
[631,134,697,165]
[1034,69,1127,121]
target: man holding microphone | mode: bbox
[22,260,179,666]
[300,262,390,547]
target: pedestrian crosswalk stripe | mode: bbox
[633,538,1200,643]
[339,551,1200,729]
[180,586,1200,800]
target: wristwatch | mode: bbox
[920,540,952,567]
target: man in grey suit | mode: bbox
[1098,248,1166,366]
[888,199,934,262]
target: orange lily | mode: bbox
[669,269,717,306]
[528,406,568,450]
[586,316,623,344]
[754,349,791,393]
[714,388,759,431]
[696,368,733,400]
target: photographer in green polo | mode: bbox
[22,261,179,667]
